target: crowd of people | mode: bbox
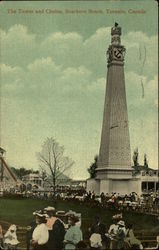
[64,191,159,215]
[6,186,159,216]
[0,207,158,250]
[19,189,159,214]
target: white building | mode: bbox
[140,169,159,193]
[21,173,43,191]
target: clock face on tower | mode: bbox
[113,47,123,60]
[107,45,125,63]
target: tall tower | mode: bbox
[87,23,142,195]
[96,23,132,192]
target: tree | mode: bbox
[144,154,148,170]
[39,169,48,187]
[11,167,38,180]
[132,148,140,174]
[37,137,74,196]
[88,155,98,178]
[133,147,139,167]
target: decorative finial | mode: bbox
[111,23,121,35]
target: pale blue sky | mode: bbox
[0,0,158,179]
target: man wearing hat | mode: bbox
[44,206,65,250]
[116,220,126,250]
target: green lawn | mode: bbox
[0,197,158,249]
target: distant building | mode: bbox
[71,180,87,189]
[140,169,159,193]
[21,173,43,191]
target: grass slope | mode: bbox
[0,198,158,249]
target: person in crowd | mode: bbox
[92,191,95,201]
[30,211,49,250]
[125,224,143,249]
[0,225,4,250]
[26,210,40,250]
[116,220,126,250]
[64,214,83,250]
[44,206,65,250]
[156,236,159,250]
[75,241,88,250]
[90,216,108,249]
[4,224,19,250]
[87,191,91,200]
[108,217,119,250]
[89,227,102,250]
[100,192,105,205]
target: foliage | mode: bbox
[133,148,139,167]
[132,149,149,175]
[39,169,48,182]
[87,155,98,178]
[10,167,39,180]
[132,148,140,174]
[144,154,148,169]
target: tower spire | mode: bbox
[107,23,126,66]
[111,22,121,45]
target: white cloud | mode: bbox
[1,25,37,67]
[84,27,110,46]
[1,24,157,79]
[88,77,105,92]
[125,72,158,111]
[41,31,84,67]
[61,66,91,81]
[1,24,36,46]
[1,63,22,75]
[1,63,24,94]
[28,57,61,74]
[123,32,158,77]
[43,31,83,46]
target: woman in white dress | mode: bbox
[30,212,49,250]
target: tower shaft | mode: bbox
[97,24,132,175]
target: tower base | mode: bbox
[86,177,141,195]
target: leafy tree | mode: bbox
[132,148,141,174]
[133,147,139,167]
[11,167,39,180]
[144,154,148,170]
[88,155,98,178]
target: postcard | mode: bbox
[0,0,158,249]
